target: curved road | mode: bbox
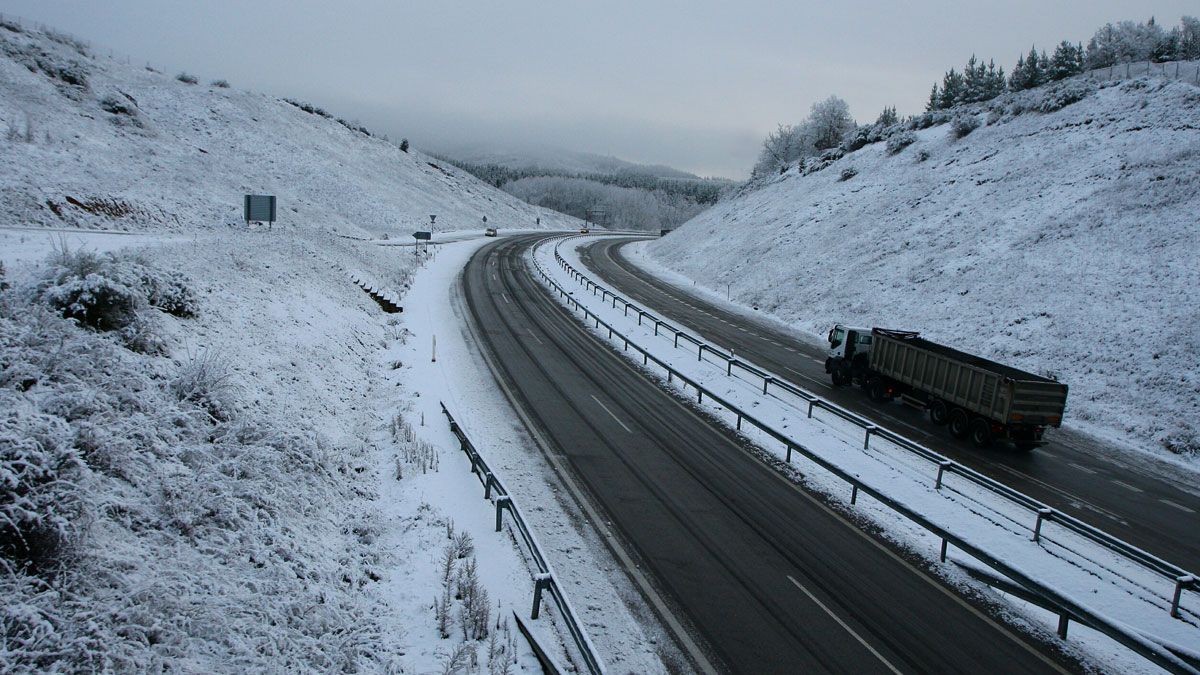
[462,234,1070,674]
[579,236,1200,574]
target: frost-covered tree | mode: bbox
[875,105,898,126]
[1179,16,1200,60]
[808,96,855,151]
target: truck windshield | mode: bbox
[831,328,845,346]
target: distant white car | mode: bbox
[484,227,497,237]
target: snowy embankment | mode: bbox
[0,19,576,237]
[646,73,1200,463]
[537,236,1200,673]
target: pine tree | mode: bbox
[963,55,986,103]
[940,68,965,108]
[875,105,898,126]
[399,138,409,152]
[1048,41,1079,80]
[926,84,941,112]
[1025,47,1045,88]
[1009,54,1027,91]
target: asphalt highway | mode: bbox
[579,237,1200,575]
[463,234,1068,674]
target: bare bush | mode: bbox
[170,351,238,421]
[838,166,858,181]
[210,79,230,88]
[175,72,198,84]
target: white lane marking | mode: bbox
[529,331,544,345]
[1160,499,1196,514]
[1112,480,1143,493]
[786,367,807,377]
[493,273,498,282]
[502,293,511,304]
[787,575,902,675]
[591,395,632,433]
[1068,462,1097,475]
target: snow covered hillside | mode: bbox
[647,74,1200,460]
[0,21,577,236]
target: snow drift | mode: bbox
[647,73,1200,460]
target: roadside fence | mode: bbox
[440,402,605,675]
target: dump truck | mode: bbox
[824,325,1068,451]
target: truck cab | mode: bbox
[825,324,874,385]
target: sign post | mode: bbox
[413,230,432,258]
[243,195,277,229]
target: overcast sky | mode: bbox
[5,1,1195,178]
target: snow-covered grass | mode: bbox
[648,74,1200,465]
[0,20,578,237]
[540,237,1200,673]
[0,238,404,672]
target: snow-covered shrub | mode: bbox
[839,166,858,181]
[951,115,981,139]
[0,394,82,571]
[175,72,197,84]
[210,79,229,88]
[99,94,136,117]
[885,132,916,155]
[36,249,197,332]
[916,149,930,162]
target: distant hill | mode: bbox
[433,143,735,231]
[647,71,1200,460]
[431,142,703,180]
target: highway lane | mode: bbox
[463,234,1068,674]
[579,236,1200,574]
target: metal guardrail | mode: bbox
[440,402,605,675]
[532,237,1200,674]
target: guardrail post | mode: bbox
[1171,575,1194,618]
[940,538,948,562]
[736,414,742,431]
[637,311,643,326]
[495,496,511,532]
[484,472,495,499]
[785,444,792,463]
[697,389,703,403]
[654,322,660,336]
[863,425,878,450]
[727,360,734,375]
[612,296,617,308]
[623,338,628,351]
[1033,508,1052,542]
[935,460,951,488]
[624,305,629,316]
[674,332,680,348]
[807,399,816,418]
[698,345,704,362]
[1057,614,1070,639]
[851,485,859,505]
[762,377,771,395]
[607,327,613,339]
[531,573,553,620]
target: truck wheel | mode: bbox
[969,418,994,448]
[830,367,846,386]
[868,379,890,402]
[948,409,970,439]
[929,401,949,426]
